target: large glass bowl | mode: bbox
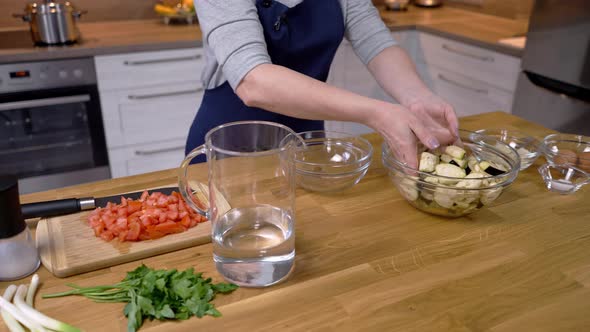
[474,128,541,170]
[541,133,590,173]
[281,130,372,192]
[381,130,520,217]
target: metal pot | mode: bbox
[384,0,411,11]
[414,0,443,7]
[13,1,86,45]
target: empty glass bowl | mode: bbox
[538,163,589,194]
[281,130,372,192]
[474,128,540,170]
[541,133,590,173]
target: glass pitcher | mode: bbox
[179,121,297,287]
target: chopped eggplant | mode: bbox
[424,176,439,184]
[455,172,485,189]
[435,164,466,185]
[419,152,438,172]
[445,145,466,160]
[440,154,453,163]
[398,179,419,201]
[478,161,506,176]
[451,158,467,169]
[481,187,502,205]
[433,188,456,208]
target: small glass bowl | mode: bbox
[474,129,541,170]
[281,130,373,192]
[538,163,589,194]
[541,133,590,173]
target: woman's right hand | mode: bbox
[368,102,457,169]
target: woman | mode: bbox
[187,0,459,167]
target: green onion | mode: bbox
[13,285,81,332]
[1,285,25,332]
[0,290,46,332]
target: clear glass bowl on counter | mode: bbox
[540,133,590,173]
[281,130,373,192]
[381,130,520,218]
[474,128,540,170]
[538,163,589,195]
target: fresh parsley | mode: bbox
[43,265,238,332]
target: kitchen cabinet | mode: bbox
[95,48,204,178]
[414,32,521,117]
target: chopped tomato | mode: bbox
[87,190,207,242]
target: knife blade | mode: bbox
[21,187,179,219]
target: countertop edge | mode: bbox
[415,26,524,57]
[0,40,203,64]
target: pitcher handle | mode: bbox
[178,145,210,219]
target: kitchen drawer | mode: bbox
[415,33,520,91]
[421,64,514,117]
[95,48,204,91]
[99,81,203,148]
[108,139,186,178]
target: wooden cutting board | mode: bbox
[35,183,224,278]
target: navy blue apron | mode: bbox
[185,0,345,160]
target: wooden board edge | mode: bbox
[35,219,54,275]
[51,233,213,278]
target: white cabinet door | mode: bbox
[99,81,204,149]
[415,32,521,92]
[95,48,204,91]
[421,64,514,117]
[108,139,187,178]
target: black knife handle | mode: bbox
[21,199,83,219]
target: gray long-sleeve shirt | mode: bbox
[194,0,397,91]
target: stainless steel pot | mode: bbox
[414,0,443,7]
[13,1,86,45]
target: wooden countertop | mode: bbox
[0,5,526,64]
[2,112,589,332]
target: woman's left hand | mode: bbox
[403,93,459,146]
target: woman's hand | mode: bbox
[403,92,459,146]
[368,101,451,169]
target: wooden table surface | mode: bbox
[2,112,589,332]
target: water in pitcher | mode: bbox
[212,205,295,287]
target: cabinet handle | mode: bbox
[441,44,494,62]
[438,74,488,95]
[134,145,185,156]
[123,55,202,66]
[128,88,204,100]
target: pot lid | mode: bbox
[25,0,77,14]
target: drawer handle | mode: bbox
[441,44,494,62]
[123,55,202,66]
[135,146,185,156]
[438,74,488,95]
[128,88,204,100]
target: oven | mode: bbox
[0,58,110,194]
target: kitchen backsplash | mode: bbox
[0,0,158,28]
[1,0,532,28]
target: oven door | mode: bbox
[0,85,110,193]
